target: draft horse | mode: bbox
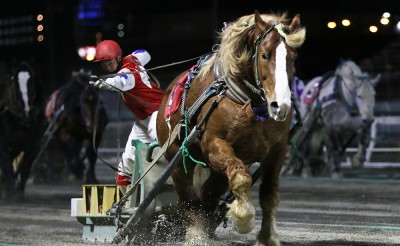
[287,59,380,177]
[42,70,108,184]
[0,62,45,200]
[156,12,306,245]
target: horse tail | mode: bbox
[193,165,210,197]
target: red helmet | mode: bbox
[94,40,122,62]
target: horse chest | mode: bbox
[321,103,364,131]
[230,119,288,161]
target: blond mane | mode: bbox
[198,12,306,79]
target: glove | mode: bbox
[89,77,117,91]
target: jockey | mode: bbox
[90,40,164,189]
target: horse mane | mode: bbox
[198,12,306,79]
[335,59,363,79]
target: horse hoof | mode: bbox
[253,239,281,246]
[70,165,84,180]
[331,171,343,179]
[351,156,364,169]
[231,240,250,245]
[227,200,255,234]
[301,166,312,177]
[2,190,24,203]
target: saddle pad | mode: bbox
[164,66,196,119]
[303,79,320,105]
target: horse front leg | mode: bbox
[352,123,372,169]
[206,138,255,234]
[256,143,287,246]
[0,146,17,200]
[85,145,98,184]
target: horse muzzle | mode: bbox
[362,118,374,127]
[269,101,291,121]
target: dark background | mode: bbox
[1,0,399,101]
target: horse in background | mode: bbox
[285,59,381,177]
[155,12,305,245]
[40,69,108,184]
[0,62,45,201]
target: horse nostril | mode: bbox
[363,118,374,126]
[270,101,279,109]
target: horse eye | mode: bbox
[261,52,271,60]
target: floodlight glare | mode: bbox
[327,22,336,29]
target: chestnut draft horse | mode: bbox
[156,12,306,245]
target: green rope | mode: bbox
[181,111,206,173]
[289,138,301,169]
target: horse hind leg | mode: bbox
[195,166,229,237]
[169,158,208,245]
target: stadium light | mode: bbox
[369,25,378,33]
[327,22,336,29]
[342,19,351,27]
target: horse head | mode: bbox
[354,72,380,124]
[206,11,306,122]
[72,69,92,87]
[335,59,362,80]
[3,62,38,119]
[335,60,379,124]
[254,12,307,121]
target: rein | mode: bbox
[92,53,210,111]
[319,74,360,116]
[89,53,215,173]
[97,54,208,80]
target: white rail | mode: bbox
[97,117,400,169]
[342,116,400,168]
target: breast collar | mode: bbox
[213,61,269,120]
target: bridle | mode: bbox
[251,23,280,102]
[341,74,374,117]
[214,22,289,107]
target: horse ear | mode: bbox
[370,73,381,87]
[254,10,266,30]
[289,14,301,32]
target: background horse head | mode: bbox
[0,62,45,201]
[335,59,380,124]
[156,11,305,245]
[40,69,108,184]
[291,59,380,177]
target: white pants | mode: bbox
[117,111,158,177]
